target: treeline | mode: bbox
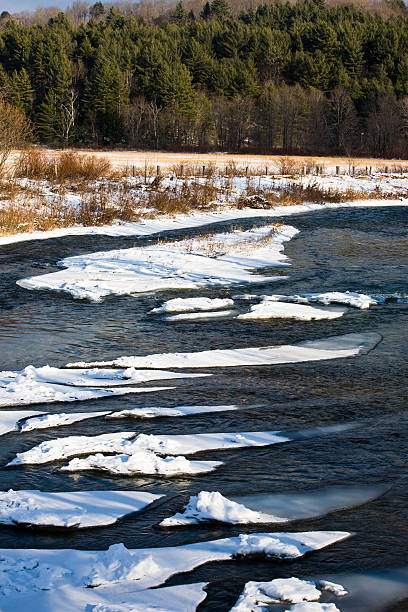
[1,0,408,156]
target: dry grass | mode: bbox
[14,150,112,182]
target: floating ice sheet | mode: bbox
[0,364,208,407]
[20,412,110,432]
[0,532,350,611]
[164,309,235,321]
[8,430,290,466]
[17,224,297,301]
[68,333,382,369]
[150,297,234,314]
[106,404,238,419]
[262,292,378,310]
[0,490,163,528]
[160,485,389,526]
[0,410,45,436]
[61,451,223,476]
[238,300,345,321]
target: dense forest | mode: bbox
[1,0,408,156]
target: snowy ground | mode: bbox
[0,532,350,612]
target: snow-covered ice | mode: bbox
[230,577,321,610]
[160,485,388,526]
[17,224,297,301]
[8,430,290,466]
[68,332,381,369]
[0,532,350,611]
[230,576,346,611]
[319,581,348,597]
[20,412,110,432]
[0,364,208,407]
[0,490,163,528]
[238,300,345,320]
[0,366,175,407]
[106,404,238,419]
[150,296,234,314]
[164,309,235,321]
[263,291,378,310]
[61,451,223,476]
[0,410,45,436]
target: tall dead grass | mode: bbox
[14,150,112,182]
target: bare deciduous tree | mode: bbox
[0,97,32,175]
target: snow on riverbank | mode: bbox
[17,224,297,301]
[160,485,389,526]
[230,576,347,611]
[0,532,350,611]
[8,430,291,467]
[0,365,207,407]
[0,490,163,528]
[68,332,382,369]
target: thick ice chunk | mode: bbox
[8,430,290,466]
[0,490,163,528]
[60,451,223,476]
[238,300,345,320]
[230,577,321,611]
[0,411,45,436]
[150,297,234,314]
[164,309,235,321]
[264,292,378,310]
[20,412,110,432]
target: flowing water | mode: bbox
[0,206,407,611]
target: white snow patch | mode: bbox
[8,430,290,466]
[0,532,349,611]
[20,412,110,432]
[164,309,235,321]
[287,604,340,612]
[0,490,163,528]
[319,580,348,597]
[264,291,378,310]
[0,410,45,436]
[0,365,175,407]
[107,404,238,419]
[160,491,287,526]
[17,224,297,301]
[150,296,234,314]
[60,451,223,476]
[230,577,321,611]
[238,300,345,320]
[68,332,381,369]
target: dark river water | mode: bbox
[0,206,407,611]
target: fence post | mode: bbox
[265,166,268,175]
[315,165,319,175]
[203,165,206,176]
[336,166,340,175]
[132,165,136,178]
[369,166,372,175]
[245,166,248,176]
[385,166,388,174]
[156,165,160,176]
[352,165,355,176]
[180,164,183,177]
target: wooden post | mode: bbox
[336,166,340,175]
[316,165,319,175]
[365,166,368,175]
[352,165,355,176]
[369,166,372,175]
[180,164,183,177]
[265,166,268,175]
[156,165,160,176]
[245,166,248,176]
[203,165,206,176]
[132,165,136,177]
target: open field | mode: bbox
[8,150,408,174]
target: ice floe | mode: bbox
[60,451,223,476]
[68,332,381,369]
[8,430,290,466]
[164,309,235,321]
[0,410,45,436]
[0,532,350,611]
[319,581,348,597]
[238,300,345,320]
[160,484,389,526]
[0,364,208,407]
[20,412,110,432]
[17,224,298,301]
[106,404,238,419]
[262,291,378,310]
[0,490,163,528]
[150,296,234,314]
[230,576,346,611]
